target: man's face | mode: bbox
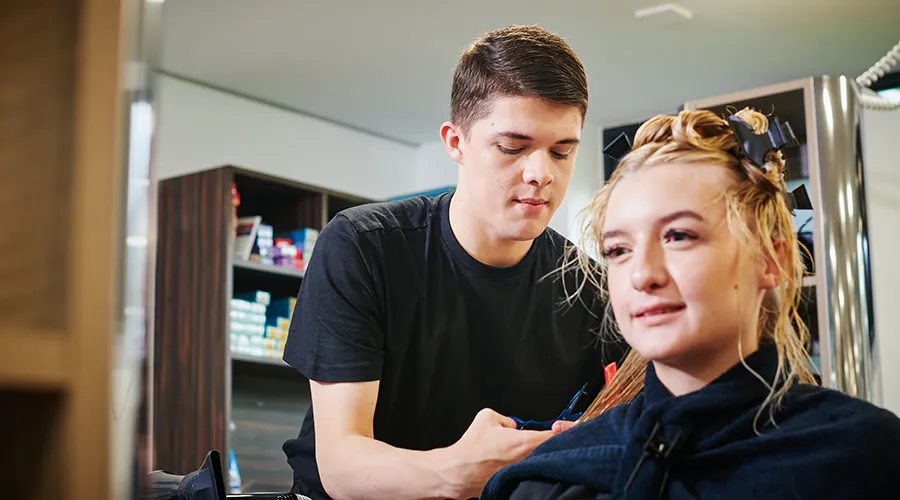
[447,95,583,242]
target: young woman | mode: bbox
[481,108,900,499]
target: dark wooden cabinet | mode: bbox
[153,166,374,492]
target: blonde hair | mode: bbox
[572,107,816,421]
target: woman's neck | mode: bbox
[654,338,761,397]
[448,191,534,267]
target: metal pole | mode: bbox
[810,75,875,401]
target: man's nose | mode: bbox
[522,152,554,187]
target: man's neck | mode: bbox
[448,192,534,268]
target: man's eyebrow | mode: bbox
[493,130,580,145]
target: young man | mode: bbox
[282,25,626,500]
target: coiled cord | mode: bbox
[860,89,900,111]
[856,39,900,88]
[855,39,900,110]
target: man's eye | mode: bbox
[551,151,570,160]
[498,145,524,155]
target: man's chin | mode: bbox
[506,219,550,241]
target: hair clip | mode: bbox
[727,115,799,168]
[727,115,812,213]
[603,117,812,214]
[602,132,633,162]
[787,185,813,212]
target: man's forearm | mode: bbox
[318,434,467,500]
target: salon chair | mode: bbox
[144,449,306,500]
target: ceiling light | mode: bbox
[635,3,693,21]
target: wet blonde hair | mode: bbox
[572,107,816,421]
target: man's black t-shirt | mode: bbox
[282,192,625,499]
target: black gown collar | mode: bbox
[642,342,782,415]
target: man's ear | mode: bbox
[760,239,786,290]
[440,121,465,164]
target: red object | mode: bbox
[604,362,617,385]
[231,183,240,237]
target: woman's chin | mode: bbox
[630,342,688,367]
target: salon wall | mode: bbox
[413,141,457,193]
[560,129,602,246]
[153,75,420,200]
[863,108,900,417]
[153,72,606,242]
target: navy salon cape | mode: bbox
[482,344,900,500]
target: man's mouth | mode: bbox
[515,198,548,206]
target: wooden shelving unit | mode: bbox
[153,165,375,492]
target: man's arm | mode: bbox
[312,379,458,499]
[312,380,556,500]
[284,215,555,499]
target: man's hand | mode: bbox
[551,419,579,433]
[312,381,562,500]
[441,408,556,499]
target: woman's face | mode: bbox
[601,162,775,390]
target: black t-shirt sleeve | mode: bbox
[282,214,384,382]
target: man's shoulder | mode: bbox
[536,226,599,266]
[539,225,571,252]
[334,194,443,236]
[533,226,603,297]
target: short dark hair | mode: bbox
[450,25,589,135]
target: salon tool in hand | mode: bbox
[509,383,588,431]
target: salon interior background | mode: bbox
[152,0,900,410]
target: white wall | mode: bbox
[153,75,420,200]
[152,73,603,238]
[558,129,602,244]
[863,108,900,416]
[414,141,458,192]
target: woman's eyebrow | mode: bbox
[658,209,705,225]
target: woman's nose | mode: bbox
[630,242,669,292]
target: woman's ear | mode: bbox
[759,239,786,290]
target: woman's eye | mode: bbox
[498,145,524,155]
[665,230,697,243]
[602,246,627,259]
